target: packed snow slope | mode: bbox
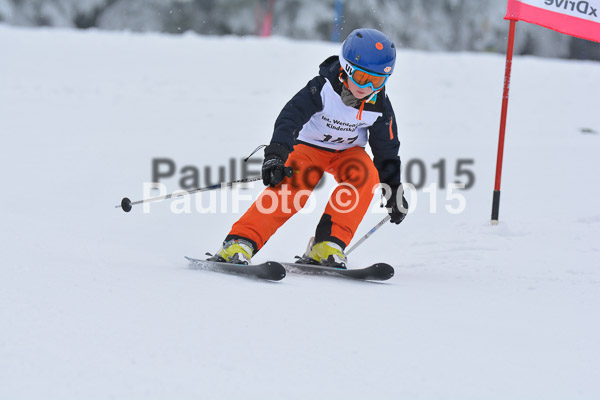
[1,25,599,399]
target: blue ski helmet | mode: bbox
[339,28,396,76]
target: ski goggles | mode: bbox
[347,65,389,91]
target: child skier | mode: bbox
[212,28,407,268]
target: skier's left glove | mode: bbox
[262,143,293,187]
[383,184,408,224]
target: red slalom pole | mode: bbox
[492,19,517,225]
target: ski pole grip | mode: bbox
[284,166,294,178]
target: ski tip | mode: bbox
[265,261,287,281]
[373,263,394,280]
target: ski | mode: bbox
[280,262,394,281]
[185,256,286,281]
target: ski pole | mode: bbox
[116,165,294,213]
[116,176,262,213]
[346,215,391,255]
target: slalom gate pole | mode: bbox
[492,19,517,225]
[116,176,262,213]
[346,215,391,255]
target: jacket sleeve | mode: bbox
[271,76,326,151]
[368,95,401,187]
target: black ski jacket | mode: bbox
[270,55,401,186]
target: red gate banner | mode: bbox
[506,0,600,42]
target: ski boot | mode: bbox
[296,237,347,269]
[209,239,254,265]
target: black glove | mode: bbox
[262,143,293,187]
[384,184,408,224]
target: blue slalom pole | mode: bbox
[331,0,344,42]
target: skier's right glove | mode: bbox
[262,143,293,187]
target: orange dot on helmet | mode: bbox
[375,42,384,50]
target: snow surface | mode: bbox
[1,25,600,399]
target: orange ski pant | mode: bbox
[227,143,381,252]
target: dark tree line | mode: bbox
[1,0,598,60]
